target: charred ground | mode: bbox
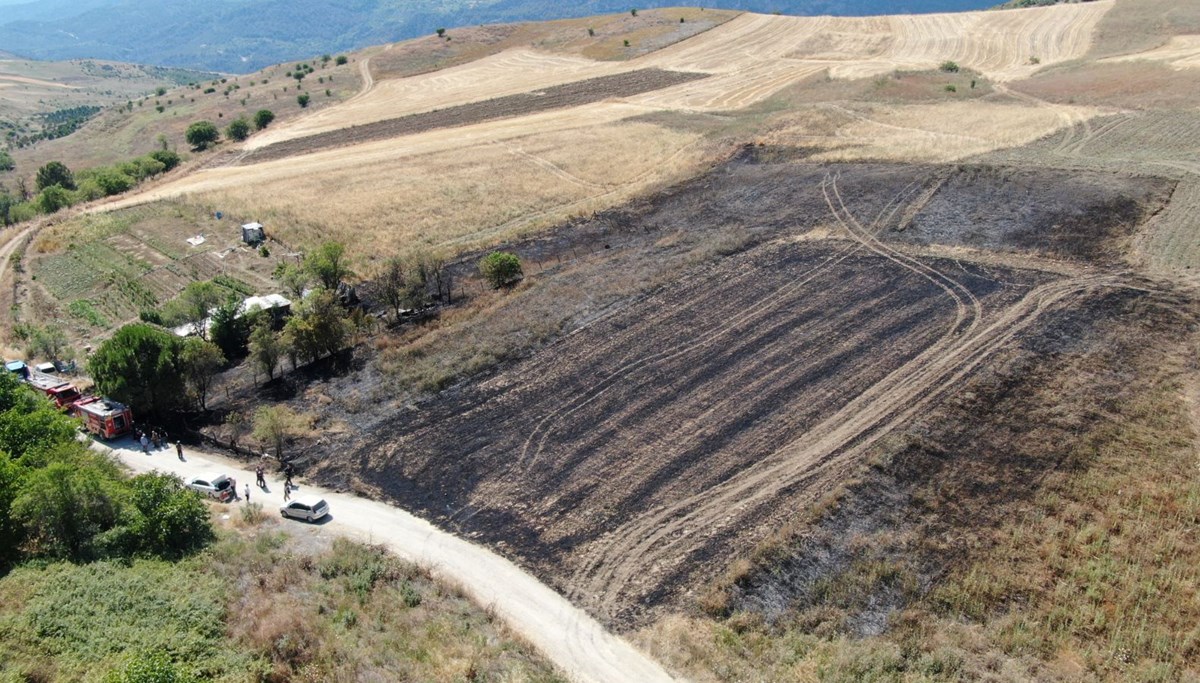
[246,150,1180,628]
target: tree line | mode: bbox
[0,370,214,573]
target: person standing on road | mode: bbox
[283,484,291,502]
[176,440,184,460]
[255,464,265,488]
[244,484,250,502]
[140,433,150,453]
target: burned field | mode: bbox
[303,153,1174,627]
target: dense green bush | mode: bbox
[479,251,523,289]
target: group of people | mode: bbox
[241,459,297,503]
[136,428,183,460]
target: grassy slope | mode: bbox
[0,513,564,682]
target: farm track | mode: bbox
[564,175,1131,619]
[242,69,707,164]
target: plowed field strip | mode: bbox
[243,69,707,164]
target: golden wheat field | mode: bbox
[182,119,712,262]
[93,2,1124,266]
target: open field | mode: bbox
[237,154,1173,632]
[245,68,707,163]
[253,1,1110,150]
[106,115,716,264]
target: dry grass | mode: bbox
[1012,60,1200,110]
[185,120,712,264]
[758,99,1101,163]
[1086,0,1200,59]
[1136,178,1200,277]
[7,51,366,184]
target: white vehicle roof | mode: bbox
[292,495,326,508]
[195,473,228,483]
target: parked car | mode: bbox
[280,495,329,523]
[184,474,236,502]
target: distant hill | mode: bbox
[0,0,999,73]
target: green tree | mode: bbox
[36,161,75,191]
[335,55,348,65]
[297,93,311,108]
[179,338,224,410]
[0,191,15,226]
[631,8,638,16]
[252,405,303,459]
[0,149,13,172]
[0,453,24,569]
[162,281,228,340]
[208,300,250,360]
[376,256,410,321]
[248,320,282,381]
[436,27,446,37]
[13,457,125,561]
[274,262,310,299]
[123,472,213,559]
[149,150,181,172]
[303,241,352,290]
[479,251,523,289]
[253,109,276,130]
[88,323,187,419]
[282,289,349,365]
[184,120,219,151]
[225,117,251,142]
[92,167,136,196]
[37,185,71,213]
[23,323,71,361]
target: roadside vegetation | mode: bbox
[0,368,562,681]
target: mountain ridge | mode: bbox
[0,0,999,73]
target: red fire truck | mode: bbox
[26,369,83,409]
[72,397,134,440]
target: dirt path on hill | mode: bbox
[96,438,680,683]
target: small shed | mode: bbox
[241,222,265,245]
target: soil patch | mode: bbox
[243,69,708,163]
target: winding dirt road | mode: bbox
[97,438,679,683]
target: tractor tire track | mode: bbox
[566,175,1119,618]
[517,177,927,471]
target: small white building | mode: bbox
[173,293,292,337]
[241,222,265,245]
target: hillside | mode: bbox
[0,0,998,73]
[5,0,1200,680]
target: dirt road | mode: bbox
[97,438,679,683]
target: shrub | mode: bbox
[37,185,72,213]
[479,251,523,289]
[149,150,181,172]
[225,117,251,142]
[253,109,275,130]
[296,93,310,108]
[631,8,638,16]
[939,60,960,73]
[335,55,348,65]
[184,121,219,151]
[36,161,75,191]
[944,84,957,92]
